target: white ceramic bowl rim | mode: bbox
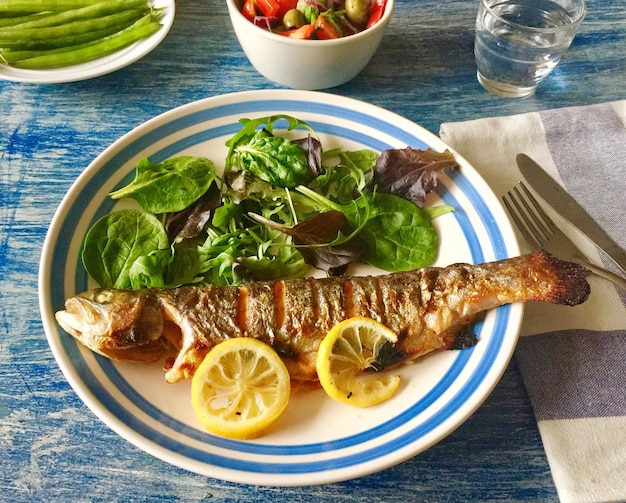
[227,0,395,46]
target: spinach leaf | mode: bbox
[234,130,312,188]
[82,209,170,289]
[109,156,216,213]
[224,115,321,188]
[426,204,456,219]
[357,193,440,271]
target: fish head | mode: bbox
[55,289,165,363]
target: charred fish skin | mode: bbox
[55,250,591,383]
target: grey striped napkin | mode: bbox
[439,101,626,503]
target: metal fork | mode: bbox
[502,181,626,291]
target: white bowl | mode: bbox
[226,0,394,89]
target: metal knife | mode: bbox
[516,153,626,277]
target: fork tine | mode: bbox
[502,187,545,248]
[502,181,560,249]
[502,194,543,249]
[511,184,552,245]
[518,182,558,237]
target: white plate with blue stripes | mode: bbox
[39,90,522,486]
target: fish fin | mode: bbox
[94,339,170,364]
[442,314,482,351]
[447,325,479,350]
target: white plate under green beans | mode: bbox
[0,0,169,71]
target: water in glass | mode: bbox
[475,0,584,97]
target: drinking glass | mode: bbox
[474,0,586,98]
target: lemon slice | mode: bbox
[316,317,401,407]
[191,338,291,440]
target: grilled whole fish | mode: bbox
[55,250,590,384]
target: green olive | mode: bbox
[283,8,306,30]
[345,0,370,24]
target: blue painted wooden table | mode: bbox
[1,1,624,501]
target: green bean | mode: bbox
[11,17,162,68]
[0,1,102,13]
[0,0,149,30]
[0,14,156,63]
[0,9,147,43]
[0,23,129,51]
[0,12,54,28]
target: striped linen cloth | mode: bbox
[439,101,626,503]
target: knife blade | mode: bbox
[516,153,626,277]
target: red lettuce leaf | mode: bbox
[252,209,363,274]
[294,135,323,179]
[165,183,222,242]
[367,148,459,207]
[290,210,363,273]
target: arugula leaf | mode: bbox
[223,170,292,205]
[81,209,170,289]
[163,239,207,287]
[238,252,308,281]
[314,149,376,203]
[128,249,171,289]
[196,222,307,286]
[109,156,216,213]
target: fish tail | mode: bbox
[532,250,591,306]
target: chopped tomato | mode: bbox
[276,0,298,19]
[366,0,387,29]
[242,0,257,21]
[255,0,280,17]
[315,16,341,39]
[279,24,316,39]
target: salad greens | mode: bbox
[82,209,170,289]
[82,115,459,289]
[109,156,216,213]
[225,115,322,188]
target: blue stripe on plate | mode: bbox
[48,96,511,477]
[92,308,508,474]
